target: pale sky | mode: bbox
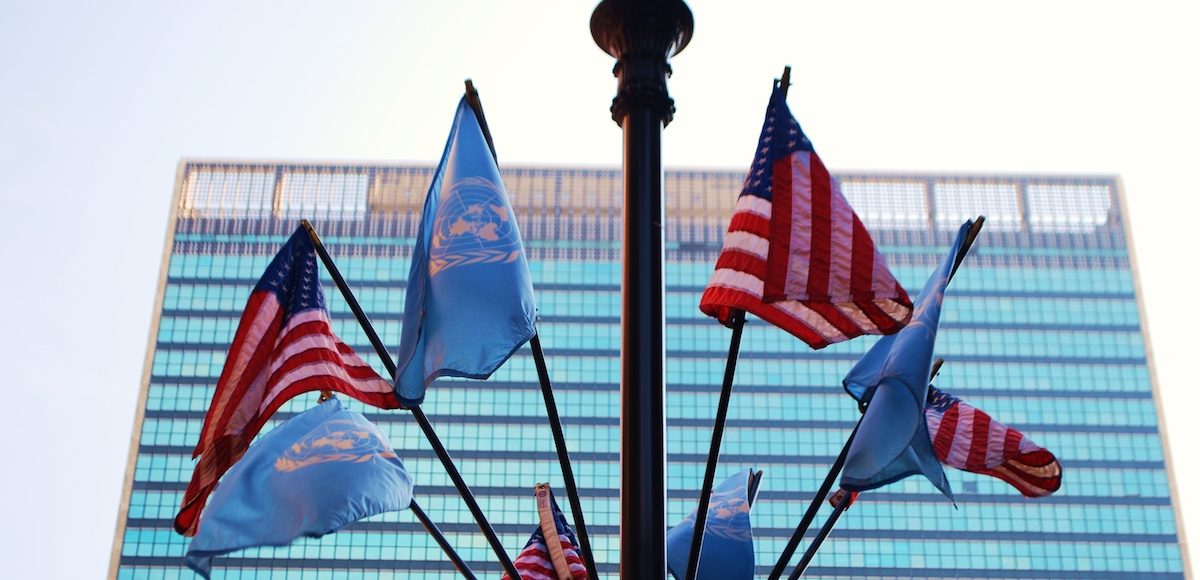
[1,1,1197,578]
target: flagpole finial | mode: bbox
[590,0,694,125]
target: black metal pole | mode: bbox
[788,487,853,579]
[952,216,986,279]
[769,358,947,579]
[684,311,745,580]
[591,2,692,577]
[767,418,861,580]
[530,335,600,580]
[409,499,478,580]
[300,220,519,580]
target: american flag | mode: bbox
[503,484,589,580]
[174,226,400,536]
[700,85,911,349]
[926,385,1062,498]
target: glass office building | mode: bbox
[111,161,1190,579]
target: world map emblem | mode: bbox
[429,176,523,277]
[274,418,398,473]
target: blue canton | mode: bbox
[742,86,814,201]
[926,385,958,412]
[253,228,327,319]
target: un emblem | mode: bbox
[429,177,523,277]
[274,419,398,473]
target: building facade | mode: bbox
[111,161,1190,579]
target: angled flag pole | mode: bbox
[683,310,746,580]
[768,358,945,580]
[408,500,477,580]
[788,487,853,579]
[464,79,600,580]
[301,219,510,580]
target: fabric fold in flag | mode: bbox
[175,226,400,536]
[840,220,979,499]
[666,469,757,580]
[395,96,537,406]
[185,397,413,579]
[502,483,589,580]
[700,84,911,349]
[926,385,1063,497]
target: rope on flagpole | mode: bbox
[301,219,512,580]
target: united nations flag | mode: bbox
[185,397,413,578]
[394,95,537,406]
[667,469,759,580]
[839,219,981,500]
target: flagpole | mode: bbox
[766,417,861,580]
[685,65,790,580]
[300,220,521,580]
[683,310,745,580]
[787,486,853,579]
[530,334,601,580]
[462,80,600,580]
[769,357,946,579]
[409,499,478,580]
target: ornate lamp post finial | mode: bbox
[591,0,693,125]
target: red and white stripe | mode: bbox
[927,396,1062,498]
[700,151,911,349]
[503,539,588,580]
[175,291,398,536]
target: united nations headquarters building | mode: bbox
[110,160,1189,578]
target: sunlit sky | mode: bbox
[2,1,1197,578]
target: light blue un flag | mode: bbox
[185,397,414,578]
[666,469,757,580]
[395,96,537,406]
[839,220,978,499]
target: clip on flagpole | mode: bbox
[462,79,599,580]
[300,219,512,580]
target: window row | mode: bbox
[166,251,1135,296]
[143,379,1163,429]
[149,348,1152,393]
[163,282,1142,328]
